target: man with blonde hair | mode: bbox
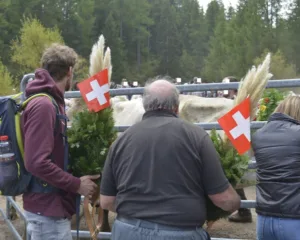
[22,44,99,239]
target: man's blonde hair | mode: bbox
[41,43,78,82]
[274,95,300,122]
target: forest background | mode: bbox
[1,0,300,95]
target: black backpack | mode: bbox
[0,93,68,196]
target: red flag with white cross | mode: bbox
[77,69,110,113]
[218,97,251,155]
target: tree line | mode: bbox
[0,0,300,95]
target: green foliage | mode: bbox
[1,0,300,84]
[205,129,249,222]
[210,129,249,187]
[257,89,286,121]
[0,59,15,96]
[254,50,297,80]
[10,17,64,73]
[73,57,89,82]
[68,108,117,177]
[60,0,96,58]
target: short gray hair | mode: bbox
[142,77,180,112]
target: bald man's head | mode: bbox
[143,79,180,113]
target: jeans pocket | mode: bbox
[56,219,72,240]
[27,220,43,240]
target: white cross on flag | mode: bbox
[77,69,111,113]
[218,97,251,155]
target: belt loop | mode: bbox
[135,220,141,227]
[155,224,158,231]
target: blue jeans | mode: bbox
[25,211,72,240]
[257,214,300,240]
[112,217,209,240]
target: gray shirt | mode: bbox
[100,110,229,227]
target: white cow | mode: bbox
[66,95,234,128]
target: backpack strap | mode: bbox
[57,113,69,171]
[17,93,69,193]
[16,93,57,159]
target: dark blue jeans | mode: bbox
[257,214,300,240]
[112,218,209,240]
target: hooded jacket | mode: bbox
[252,113,300,218]
[21,69,80,219]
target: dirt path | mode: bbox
[0,186,257,240]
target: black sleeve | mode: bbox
[100,146,117,196]
[200,134,230,195]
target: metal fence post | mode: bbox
[20,73,35,101]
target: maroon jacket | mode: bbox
[21,69,81,219]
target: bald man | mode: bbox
[100,78,241,240]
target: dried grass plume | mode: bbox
[66,34,112,122]
[235,53,273,120]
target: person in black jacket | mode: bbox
[252,95,300,240]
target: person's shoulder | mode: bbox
[174,117,208,140]
[25,96,56,116]
[176,117,205,132]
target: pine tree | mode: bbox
[59,0,96,58]
[203,10,227,82]
[205,0,225,41]
[103,12,128,83]
[286,0,300,71]
[177,0,208,81]
[149,0,182,77]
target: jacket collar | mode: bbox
[268,112,300,125]
[142,109,178,120]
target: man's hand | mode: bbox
[77,175,100,199]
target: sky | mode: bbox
[198,0,238,11]
[198,0,291,17]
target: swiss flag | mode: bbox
[77,69,111,113]
[218,97,251,155]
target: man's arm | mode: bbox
[24,98,80,193]
[208,185,240,212]
[200,134,241,213]
[100,146,117,212]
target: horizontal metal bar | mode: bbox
[71,230,112,239]
[0,208,23,240]
[248,160,257,169]
[1,196,254,240]
[64,79,300,98]
[240,200,256,209]
[71,230,245,240]
[67,121,267,132]
[114,121,267,132]
[68,121,259,169]
[7,197,27,223]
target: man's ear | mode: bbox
[67,66,73,77]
